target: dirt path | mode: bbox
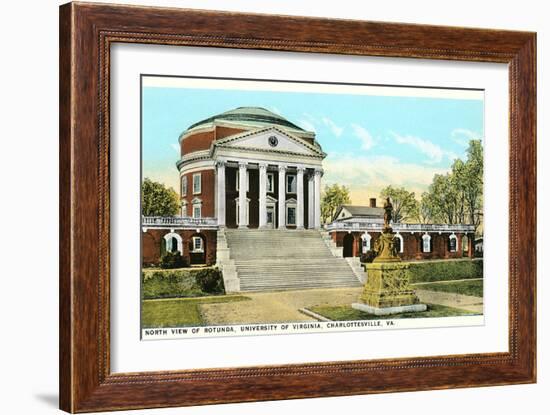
[200,287,363,325]
[200,286,483,325]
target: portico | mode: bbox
[210,126,325,230]
[215,159,323,230]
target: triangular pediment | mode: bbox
[214,127,324,157]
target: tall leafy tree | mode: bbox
[420,139,483,233]
[141,178,180,216]
[321,184,351,224]
[462,140,484,230]
[379,185,419,223]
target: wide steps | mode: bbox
[224,229,361,291]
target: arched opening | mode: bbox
[449,234,458,252]
[170,237,178,253]
[462,234,469,254]
[189,233,206,265]
[422,234,432,253]
[163,232,183,255]
[394,233,404,254]
[361,232,371,253]
[343,233,354,257]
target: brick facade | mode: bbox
[331,231,475,261]
[180,169,216,218]
[142,228,217,267]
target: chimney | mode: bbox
[370,198,377,208]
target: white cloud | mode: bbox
[170,143,180,154]
[323,154,449,204]
[268,106,282,115]
[351,124,375,150]
[391,132,457,164]
[297,119,316,132]
[451,128,482,147]
[322,117,344,137]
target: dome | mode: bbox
[186,107,306,133]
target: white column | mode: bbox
[307,172,314,229]
[238,161,248,228]
[296,166,305,229]
[258,163,268,229]
[313,168,322,229]
[216,160,226,227]
[278,165,286,229]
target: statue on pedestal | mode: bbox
[352,196,427,315]
[373,197,400,263]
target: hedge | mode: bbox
[142,267,225,299]
[408,258,483,283]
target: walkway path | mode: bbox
[200,287,362,325]
[200,285,484,325]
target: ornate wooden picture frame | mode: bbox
[59,2,536,412]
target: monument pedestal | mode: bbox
[352,262,427,315]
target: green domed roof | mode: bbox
[187,107,305,132]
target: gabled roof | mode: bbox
[213,126,325,158]
[333,205,384,221]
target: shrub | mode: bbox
[408,258,483,283]
[142,270,200,299]
[141,267,225,299]
[160,251,186,269]
[194,268,225,294]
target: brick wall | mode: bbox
[141,229,217,266]
[180,169,215,217]
[333,230,473,261]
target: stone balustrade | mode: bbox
[325,221,475,233]
[142,216,218,229]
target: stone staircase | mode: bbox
[223,229,362,292]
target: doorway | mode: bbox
[343,233,354,257]
[266,205,275,229]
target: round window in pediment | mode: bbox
[268,135,278,147]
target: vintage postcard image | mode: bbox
[140,76,484,340]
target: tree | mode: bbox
[321,184,351,224]
[141,178,180,216]
[462,140,483,231]
[420,139,484,233]
[417,192,434,224]
[379,185,419,223]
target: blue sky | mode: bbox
[142,81,483,205]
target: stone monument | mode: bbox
[352,197,427,315]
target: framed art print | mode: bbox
[59,2,536,412]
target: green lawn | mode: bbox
[142,295,249,328]
[308,303,476,321]
[414,279,483,297]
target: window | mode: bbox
[181,176,187,196]
[191,236,204,252]
[235,170,249,191]
[180,201,188,217]
[361,233,371,253]
[267,172,275,193]
[287,206,296,225]
[193,173,201,194]
[449,234,458,252]
[422,234,432,253]
[193,205,201,218]
[286,174,296,193]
